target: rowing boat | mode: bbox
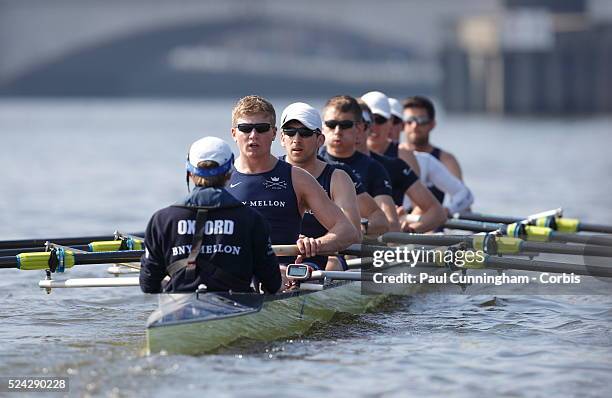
[3,207,611,355]
[145,263,445,355]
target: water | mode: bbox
[1,99,611,397]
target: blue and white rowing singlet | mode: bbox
[228,159,301,247]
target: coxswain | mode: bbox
[140,136,281,294]
[227,95,359,266]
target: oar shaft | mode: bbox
[39,277,140,288]
[550,232,612,247]
[444,219,612,247]
[0,245,91,257]
[458,212,612,234]
[485,256,612,278]
[380,233,466,247]
[457,212,519,224]
[444,219,501,232]
[0,244,368,269]
[521,241,612,257]
[0,233,145,250]
[576,222,612,234]
[0,250,144,269]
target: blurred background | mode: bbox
[1,0,611,114]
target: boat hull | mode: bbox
[146,264,443,355]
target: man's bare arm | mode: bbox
[374,194,401,232]
[357,193,389,235]
[330,169,363,239]
[293,167,360,256]
[440,151,463,181]
[404,181,446,232]
[398,145,421,176]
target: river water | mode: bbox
[0,99,611,397]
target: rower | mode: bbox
[373,95,474,217]
[402,151,474,217]
[140,136,281,294]
[400,96,466,206]
[278,102,388,236]
[319,95,401,232]
[227,95,359,267]
[387,97,403,145]
[357,98,446,233]
[278,102,362,271]
[361,91,421,176]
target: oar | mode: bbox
[434,253,612,278]
[0,245,91,257]
[442,219,612,247]
[39,277,140,289]
[0,250,144,270]
[457,209,612,234]
[0,232,145,250]
[379,232,612,257]
[0,237,141,257]
[0,244,375,271]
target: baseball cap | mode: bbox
[186,136,234,177]
[388,97,402,119]
[280,102,322,131]
[361,91,391,119]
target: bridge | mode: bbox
[0,0,499,97]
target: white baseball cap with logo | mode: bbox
[186,136,234,177]
[280,102,322,131]
[361,91,391,119]
[388,97,402,119]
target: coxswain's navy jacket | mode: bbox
[140,186,281,294]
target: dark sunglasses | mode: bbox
[392,116,403,125]
[324,120,355,130]
[403,116,432,126]
[282,127,319,137]
[236,123,272,133]
[373,114,388,125]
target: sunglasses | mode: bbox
[392,116,403,125]
[373,114,388,125]
[282,127,319,137]
[236,123,272,133]
[324,120,355,130]
[403,116,432,126]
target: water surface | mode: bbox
[1,99,611,397]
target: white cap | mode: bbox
[187,136,234,177]
[361,91,391,119]
[388,97,402,119]
[362,110,372,124]
[280,102,322,131]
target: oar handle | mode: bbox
[272,244,369,257]
[272,245,300,256]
